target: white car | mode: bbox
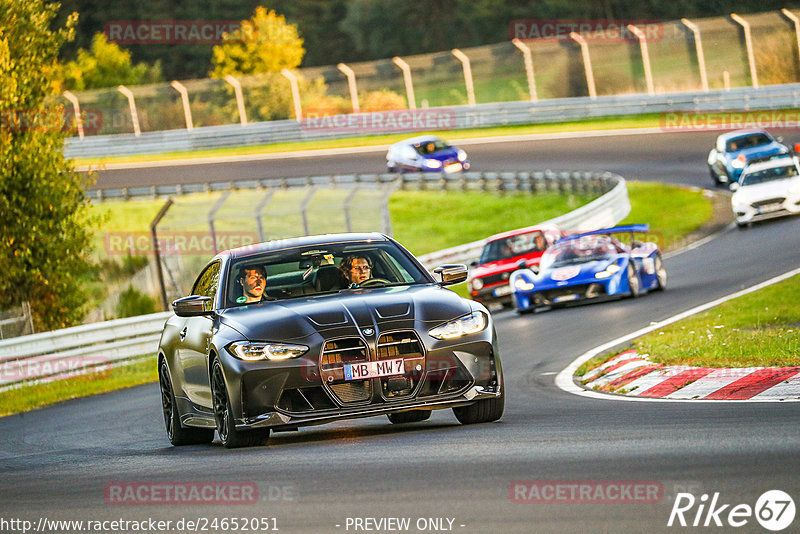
[731,155,800,228]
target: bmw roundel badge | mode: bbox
[362,328,375,336]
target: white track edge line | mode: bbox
[554,266,800,403]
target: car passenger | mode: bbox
[340,255,373,288]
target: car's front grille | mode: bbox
[320,337,372,404]
[751,197,786,208]
[477,271,512,286]
[377,331,425,398]
[537,283,606,304]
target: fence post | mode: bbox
[451,49,476,106]
[380,184,395,236]
[170,80,194,131]
[117,85,141,136]
[730,14,759,89]
[281,68,303,121]
[569,33,597,99]
[223,75,248,125]
[300,187,317,236]
[208,191,231,254]
[337,63,360,113]
[151,198,174,310]
[681,19,709,92]
[627,25,655,95]
[782,9,800,68]
[255,189,276,242]
[343,186,360,232]
[392,57,417,109]
[511,39,538,101]
[62,91,84,139]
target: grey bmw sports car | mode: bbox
[158,233,504,448]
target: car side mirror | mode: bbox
[433,264,468,286]
[173,295,213,317]
[729,182,740,192]
[776,136,784,143]
[468,259,478,267]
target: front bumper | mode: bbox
[734,196,800,224]
[514,282,610,311]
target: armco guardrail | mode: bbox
[0,312,171,391]
[417,172,629,269]
[88,169,615,201]
[65,84,800,159]
[3,171,625,387]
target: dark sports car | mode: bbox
[509,225,666,313]
[158,233,504,448]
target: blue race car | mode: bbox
[386,135,470,173]
[707,129,790,186]
[509,225,666,314]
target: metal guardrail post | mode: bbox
[337,63,360,113]
[452,49,476,106]
[681,18,709,92]
[255,189,276,242]
[782,9,800,68]
[224,75,248,125]
[170,80,194,131]
[117,85,141,136]
[730,14,759,89]
[151,198,174,310]
[281,69,303,121]
[627,25,655,95]
[569,32,597,99]
[208,191,232,254]
[62,91,84,139]
[380,184,395,236]
[392,57,416,109]
[511,39,538,101]
[300,187,317,236]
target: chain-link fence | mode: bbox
[53,10,800,137]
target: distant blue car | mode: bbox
[707,129,789,185]
[510,225,666,314]
[386,135,470,173]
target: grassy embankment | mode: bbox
[0,181,711,417]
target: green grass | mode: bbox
[0,358,157,418]
[631,274,800,368]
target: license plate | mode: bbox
[493,285,513,297]
[444,163,463,173]
[344,359,404,381]
[757,203,782,214]
[554,294,578,303]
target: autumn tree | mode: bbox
[0,0,96,330]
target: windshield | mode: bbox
[540,236,621,270]
[726,133,771,152]
[741,164,799,186]
[479,231,547,264]
[414,139,450,156]
[225,241,428,307]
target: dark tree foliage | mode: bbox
[1,0,97,330]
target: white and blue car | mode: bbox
[510,225,666,314]
[386,135,470,173]
[707,129,790,185]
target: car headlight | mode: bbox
[514,278,534,291]
[731,155,747,169]
[228,341,308,361]
[471,277,484,290]
[595,264,622,279]
[424,159,443,169]
[457,149,467,162]
[429,311,487,340]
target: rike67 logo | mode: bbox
[668,490,795,531]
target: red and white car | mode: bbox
[468,224,565,308]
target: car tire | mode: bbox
[654,254,667,291]
[159,360,214,446]
[387,162,397,173]
[452,391,504,425]
[627,263,640,298]
[736,221,750,229]
[387,410,432,424]
[211,358,270,449]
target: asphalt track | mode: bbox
[2,130,800,533]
